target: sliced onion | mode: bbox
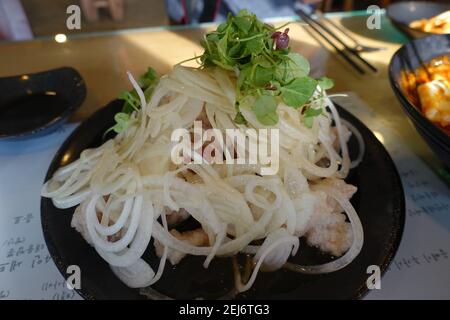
[95,199,154,267]
[236,233,299,293]
[341,119,365,169]
[111,258,155,288]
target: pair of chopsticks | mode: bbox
[296,9,378,75]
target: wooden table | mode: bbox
[0,11,445,178]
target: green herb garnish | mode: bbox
[199,10,332,126]
[108,68,159,134]
[302,106,323,128]
[252,95,278,125]
[280,77,317,108]
[318,76,334,90]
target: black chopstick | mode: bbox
[317,11,361,48]
[299,10,378,73]
[297,10,378,74]
[297,12,365,75]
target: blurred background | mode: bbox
[0,0,447,41]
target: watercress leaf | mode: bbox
[303,115,314,128]
[122,102,135,114]
[237,65,252,90]
[114,112,130,123]
[228,43,242,58]
[119,91,139,113]
[256,110,279,126]
[276,53,310,84]
[287,53,310,77]
[112,112,131,133]
[301,107,322,128]
[138,67,158,88]
[143,85,155,101]
[236,9,250,17]
[217,22,228,33]
[253,65,273,86]
[217,34,229,61]
[246,37,264,54]
[118,90,132,102]
[280,77,317,108]
[304,106,323,117]
[318,76,334,90]
[253,55,272,68]
[251,95,278,125]
[274,59,288,83]
[234,16,252,33]
[206,32,220,42]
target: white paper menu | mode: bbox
[365,143,450,299]
[0,125,82,300]
[332,93,450,300]
[0,94,449,300]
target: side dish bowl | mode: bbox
[387,1,450,39]
[389,34,450,168]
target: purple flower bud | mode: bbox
[271,28,289,50]
[271,31,282,39]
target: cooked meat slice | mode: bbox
[154,228,209,265]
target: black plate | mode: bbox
[41,100,405,300]
[387,1,450,39]
[0,67,86,140]
[389,34,450,168]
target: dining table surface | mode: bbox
[0,10,449,300]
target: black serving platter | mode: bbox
[41,99,405,300]
[0,67,86,140]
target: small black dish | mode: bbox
[41,99,405,300]
[0,67,86,140]
[389,34,450,168]
[387,1,450,39]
